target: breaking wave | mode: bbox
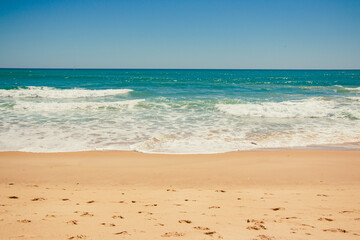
[0,86,133,99]
[216,98,360,119]
[11,99,144,112]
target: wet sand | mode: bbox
[0,150,359,239]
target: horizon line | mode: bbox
[1,68,360,70]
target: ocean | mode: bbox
[0,69,359,153]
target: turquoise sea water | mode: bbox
[0,69,359,153]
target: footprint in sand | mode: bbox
[248,219,264,224]
[178,219,192,224]
[209,206,220,209]
[80,212,94,217]
[68,235,87,239]
[155,223,165,226]
[45,214,56,218]
[101,222,116,227]
[114,231,129,235]
[271,207,285,211]
[317,194,329,197]
[215,190,226,193]
[17,219,31,223]
[138,211,153,215]
[161,232,184,237]
[318,217,333,221]
[253,235,274,240]
[339,210,355,214]
[247,225,266,230]
[112,215,124,219]
[62,198,70,201]
[67,220,78,225]
[301,223,315,228]
[282,217,297,220]
[145,204,157,207]
[247,219,266,230]
[8,196,18,199]
[323,228,347,233]
[204,231,216,235]
[166,189,176,192]
[31,197,45,201]
[193,226,210,230]
[87,200,95,204]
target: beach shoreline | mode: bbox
[1,150,359,239]
[1,150,360,185]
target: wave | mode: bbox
[334,85,360,93]
[130,135,245,154]
[216,98,360,119]
[12,99,144,111]
[130,131,360,154]
[346,97,360,102]
[344,87,360,91]
[297,85,360,93]
[0,86,133,99]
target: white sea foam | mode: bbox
[334,85,360,92]
[12,99,144,111]
[130,127,360,154]
[343,87,360,91]
[0,92,359,153]
[0,87,133,99]
[347,97,360,102]
[216,98,360,119]
[130,135,251,154]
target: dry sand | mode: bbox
[0,150,359,240]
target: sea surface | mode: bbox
[0,69,359,153]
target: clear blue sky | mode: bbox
[0,0,359,69]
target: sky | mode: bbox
[0,0,359,69]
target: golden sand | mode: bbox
[0,151,359,239]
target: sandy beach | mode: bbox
[0,150,359,240]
